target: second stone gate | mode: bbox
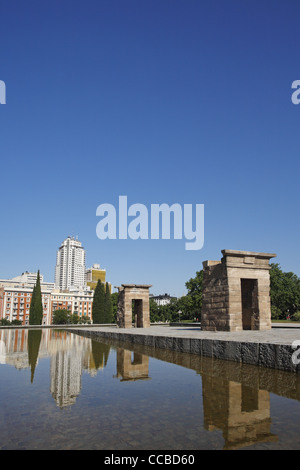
[116,284,152,328]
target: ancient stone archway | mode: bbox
[116,284,152,328]
[201,250,276,332]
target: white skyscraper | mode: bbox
[55,236,86,291]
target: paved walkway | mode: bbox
[76,323,300,346]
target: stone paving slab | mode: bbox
[72,324,300,373]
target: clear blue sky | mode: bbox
[0,0,299,296]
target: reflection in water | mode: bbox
[27,330,42,383]
[92,340,110,370]
[0,329,111,408]
[50,343,83,408]
[0,328,300,449]
[202,372,277,449]
[116,349,150,382]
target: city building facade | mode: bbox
[151,293,177,306]
[86,264,106,290]
[0,281,53,325]
[0,279,94,326]
[0,237,112,326]
[50,289,93,320]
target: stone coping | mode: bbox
[221,249,277,258]
[70,325,300,374]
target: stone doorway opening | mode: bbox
[132,299,143,328]
[241,279,259,330]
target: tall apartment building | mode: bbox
[55,236,86,291]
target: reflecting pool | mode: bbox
[0,328,300,450]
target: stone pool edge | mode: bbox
[69,327,300,374]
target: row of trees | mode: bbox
[149,270,203,323]
[92,280,113,324]
[52,309,91,325]
[0,318,22,326]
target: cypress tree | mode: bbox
[29,284,36,321]
[29,271,43,325]
[92,280,105,323]
[104,282,113,323]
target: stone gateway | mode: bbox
[116,284,152,328]
[201,250,276,332]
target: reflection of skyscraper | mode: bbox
[0,339,6,364]
[50,349,83,408]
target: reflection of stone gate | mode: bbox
[202,375,277,450]
[116,349,150,381]
[201,250,276,332]
[116,284,152,328]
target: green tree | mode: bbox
[150,298,160,322]
[150,270,203,323]
[70,313,80,324]
[80,315,91,324]
[270,263,300,319]
[92,280,106,323]
[104,283,113,323]
[150,298,184,323]
[111,292,118,322]
[29,271,43,325]
[176,295,195,321]
[52,309,70,324]
[185,270,203,320]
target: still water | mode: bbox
[0,328,300,450]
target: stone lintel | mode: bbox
[221,249,276,270]
[121,284,152,289]
[221,249,276,260]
